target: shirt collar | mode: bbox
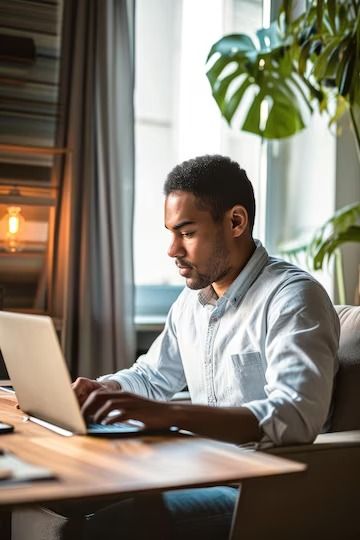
[198,240,268,308]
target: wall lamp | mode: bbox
[0,187,56,253]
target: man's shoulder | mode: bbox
[260,256,334,309]
[263,256,320,288]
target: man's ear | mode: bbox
[229,205,248,237]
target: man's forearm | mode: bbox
[169,403,261,445]
[81,389,261,445]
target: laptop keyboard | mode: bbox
[88,422,142,433]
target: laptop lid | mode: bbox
[0,311,88,434]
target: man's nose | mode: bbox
[168,236,185,258]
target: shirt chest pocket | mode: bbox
[227,352,267,403]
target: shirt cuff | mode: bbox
[242,400,286,447]
[97,373,134,393]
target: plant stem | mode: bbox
[335,249,346,304]
[349,106,360,163]
[351,0,358,18]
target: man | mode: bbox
[74,155,339,539]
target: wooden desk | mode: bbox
[0,392,305,510]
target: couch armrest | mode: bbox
[230,431,360,540]
[266,429,360,457]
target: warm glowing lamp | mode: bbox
[1,206,25,252]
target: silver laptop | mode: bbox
[0,311,146,437]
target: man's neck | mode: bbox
[212,238,256,297]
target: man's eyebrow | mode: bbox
[165,220,195,231]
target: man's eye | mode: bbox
[181,232,194,238]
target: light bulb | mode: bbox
[4,206,25,252]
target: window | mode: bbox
[134,0,264,318]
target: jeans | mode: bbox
[85,486,239,540]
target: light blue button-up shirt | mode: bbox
[101,241,339,446]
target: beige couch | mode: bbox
[230,305,360,540]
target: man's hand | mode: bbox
[72,377,121,407]
[81,390,175,430]
[80,387,261,445]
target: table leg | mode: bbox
[0,510,11,540]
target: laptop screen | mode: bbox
[0,348,10,384]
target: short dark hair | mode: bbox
[164,155,256,232]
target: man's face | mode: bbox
[164,191,232,290]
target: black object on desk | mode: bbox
[0,423,13,434]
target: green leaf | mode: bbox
[277,47,293,77]
[206,1,360,148]
[328,95,348,127]
[312,38,341,80]
[223,78,252,123]
[211,67,243,112]
[310,39,323,55]
[289,74,314,114]
[335,41,351,89]
[313,226,360,269]
[298,38,312,76]
[300,75,323,102]
[265,97,305,138]
[241,91,263,134]
[339,50,356,96]
[304,203,360,270]
[256,24,282,50]
[322,202,360,231]
[206,56,230,86]
[323,43,342,79]
[310,202,360,255]
[266,79,306,134]
[206,23,312,140]
[207,34,256,62]
[350,102,360,151]
[278,202,360,273]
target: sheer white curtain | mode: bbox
[50,0,135,378]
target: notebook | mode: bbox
[0,311,154,437]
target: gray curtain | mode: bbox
[50,0,135,378]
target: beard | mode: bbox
[177,231,231,290]
[185,265,230,290]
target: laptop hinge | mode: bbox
[28,416,74,437]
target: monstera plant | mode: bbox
[206,0,360,302]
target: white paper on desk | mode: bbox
[0,451,56,485]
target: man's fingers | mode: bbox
[72,377,100,406]
[93,401,126,423]
[82,391,138,421]
[81,389,116,418]
[103,412,127,425]
[72,377,87,390]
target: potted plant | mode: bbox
[206,0,360,303]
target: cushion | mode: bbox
[331,305,360,432]
[335,305,360,363]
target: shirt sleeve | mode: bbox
[98,301,187,400]
[243,279,340,446]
